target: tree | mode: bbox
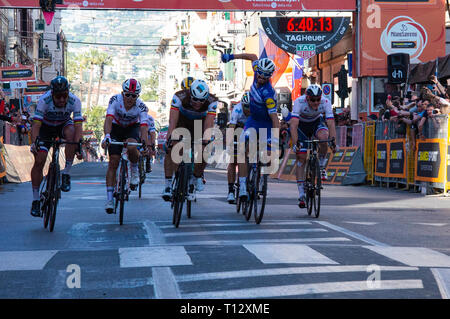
[85,49,112,110]
[94,55,112,107]
[83,105,106,142]
[140,73,159,101]
[66,51,89,104]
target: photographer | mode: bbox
[417,104,441,139]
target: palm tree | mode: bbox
[85,49,112,109]
[94,54,112,107]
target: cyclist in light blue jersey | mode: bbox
[221,53,280,199]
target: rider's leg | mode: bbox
[62,124,76,174]
[316,128,330,168]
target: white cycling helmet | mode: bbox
[306,84,322,97]
[257,58,276,75]
[190,79,209,100]
[122,78,142,94]
[241,92,250,106]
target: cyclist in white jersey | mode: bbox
[226,92,250,203]
[290,84,337,209]
[29,76,83,217]
[101,78,150,213]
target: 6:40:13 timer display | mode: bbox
[278,17,333,33]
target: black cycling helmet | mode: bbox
[50,76,70,93]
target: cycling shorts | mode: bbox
[296,117,329,154]
[38,120,73,152]
[108,123,140,156]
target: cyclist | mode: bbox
[143,115,157,173]
[101,78,150,214]
[289,84,337,209]
[226,92,250,204]
[181,76,195,90]
[29,76,83,217]
[221,53,280,199]
[162,79,218,201]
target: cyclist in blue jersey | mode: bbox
[222,53,280,199]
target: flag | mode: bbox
[292,56,304,101]
[258,28,290,86]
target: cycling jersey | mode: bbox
[34,91,83,126]
[291,95,334,123]
[106,94,149,127]
[229,102,248,127]
[248,60,278,123]
[145,116,156,133]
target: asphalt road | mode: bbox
[0,161,449,301]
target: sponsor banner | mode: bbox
[375,141,388,177]
[359,0,445,76]
[25,81,50,94]
[334,167,349,184]
[0,0,356,11]
[415,139,446,183]
[0,64,35,82]
[329,146,358,166]
[389,138,406,178]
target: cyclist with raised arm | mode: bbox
[162,79,218,201]
[29,76,83,217]
[101,79,150,214]
[226,92,250,203]
[289,84,337,209]
[221,53,280,199]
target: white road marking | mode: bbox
[182,280,424,298]
[344,222,379,226]
[0,250,58,271]
[164,228,327,237]
[144,221,166,245]
[365,247,450,267]
[176,265,419,282]
[413,223,447,227]
[316,221,389,247]
[244,244,339,265]
[152,267,181,299]
[119,246,192,268]
[158,221,313,229]
[431,268,450,299]
[162,237,352,246]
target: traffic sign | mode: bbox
[322,83,333,104]
[10,81,28,90]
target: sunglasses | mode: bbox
[256,69,272,79]
[124,93,138,98]
[309,97,321,103]
[192,96,206,103]
[53,92,69,99]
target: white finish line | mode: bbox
[244,244,338,265]
[182,280,424,299]
[365,247,450,267]
[0,250,58,271]
[164,228,327,237]
[119,246,192,268]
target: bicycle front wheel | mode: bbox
[119,161,127,225]
[313,160,322,218]
[48,165,60,232]
[173,164,188,228]
[305,160,315,217]
[244,167,256,221]
[254,171,267,224]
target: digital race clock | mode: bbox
[278,17,334,33]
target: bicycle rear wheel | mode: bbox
[235,184,241,214]
[42,174,51,229]
[254,171,267,224]
[138,156,144,199]
[313,160,322,218]
[119,161,127,225]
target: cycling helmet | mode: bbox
[241,92,250,106]
[257,58,276,75]
[181,76,195,90]
[306,84,322,97]
[122,78,141,94]
[190,79,209,100]
[50,76,70,93]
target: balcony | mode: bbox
[38,47,52,69]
